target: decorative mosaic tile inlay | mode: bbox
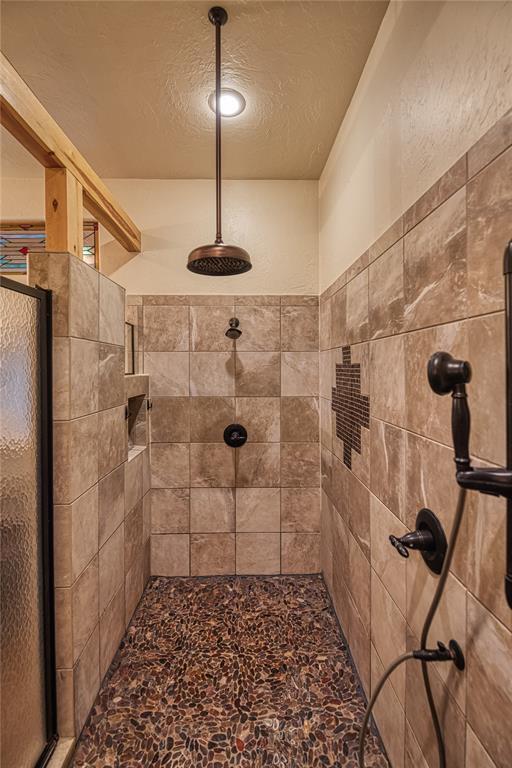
[72,576,388,767]
[331,346,370,469]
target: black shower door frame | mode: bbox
[0,277,58,766]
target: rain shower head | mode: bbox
[188,244,252,276]
[225,317,242,339]
[187,7,252,277]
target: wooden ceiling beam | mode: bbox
[0,52,141,253]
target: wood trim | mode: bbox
[0,52,141,253]
[45,168,83,258]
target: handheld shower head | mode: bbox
[225,317,241,340]
[428,351,472,472]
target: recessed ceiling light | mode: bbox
[208,88,246,117]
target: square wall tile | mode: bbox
[28,251,70,337]
[143,352,189,396]
[236,488,280,532]
[99,275,125,346]
[236,533,280,575]
[125,552,144,624]
[281,306,319,351]
[465,484,510,630]
[281,443,319,487]
[143,306,189,352]
[151,534,190,576]
[370,418,406,523]
[369,240,404,339]
[281,488,320,533]
[99,586,124,679]
[124,502,143,575]
[54,413,99,504]
[369,335,406,428]
[404,187,466,331]
[330,287,347,348]
[190,488,235,532]
[190,443,235,487]
[53,337,71,420]
[348,534,370,631]
[54,484,99,588]
[467,146,512,315]
[236,443,280,487]
[235,352,281,396]
[281,397,319,442]
[320,349,333,400]
[467,593,512,768]
[74,626,100,735]
[346,269,369,344]
[190,397,235,442]
[98,464,125,548]
[151,443,190,488]
[319,298,332,352]
[281,533,320,573]
[151,488,190,533]
[150,397,190,443]
[98,406,127,480]
[371,571,406,704]
[72,555,99,662]
[371,646,405,768]
[370,495,407,615]
[467,313,506,466]
[346,593,370,696]
[190,533,235,576]
[466,727,498,768]
[190,352,235,396]
[191,306,234,351]
[69,256,99,341]
[69,338,99,419]
[125,451,143,514]
[235,397,280,442]
[99,524,124,615]
[99,343,125,410]
[281,352,318,396]
[234,307,280,351]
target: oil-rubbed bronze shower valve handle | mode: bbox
[389,535,409,558]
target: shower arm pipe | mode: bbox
[214,15,222,244]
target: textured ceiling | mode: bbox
[1,1,387,179]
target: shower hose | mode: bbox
[357,487,467,768]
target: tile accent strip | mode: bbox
[331,345,370,469]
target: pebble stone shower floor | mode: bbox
[72,575,389,767]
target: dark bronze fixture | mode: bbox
[428,246,512,613]
[223,423,247,447]
[225,317,241,339]
[390,508,447,574]
[187,7,252,277]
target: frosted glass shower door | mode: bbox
[0,278,57,768]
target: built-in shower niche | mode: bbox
[125,374,149,458]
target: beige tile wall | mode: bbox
[320,109,512,768]
[127,294,321,576]
[29,252,151,739]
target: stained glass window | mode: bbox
[0,221,99,273]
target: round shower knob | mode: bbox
[223,423,247,447]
